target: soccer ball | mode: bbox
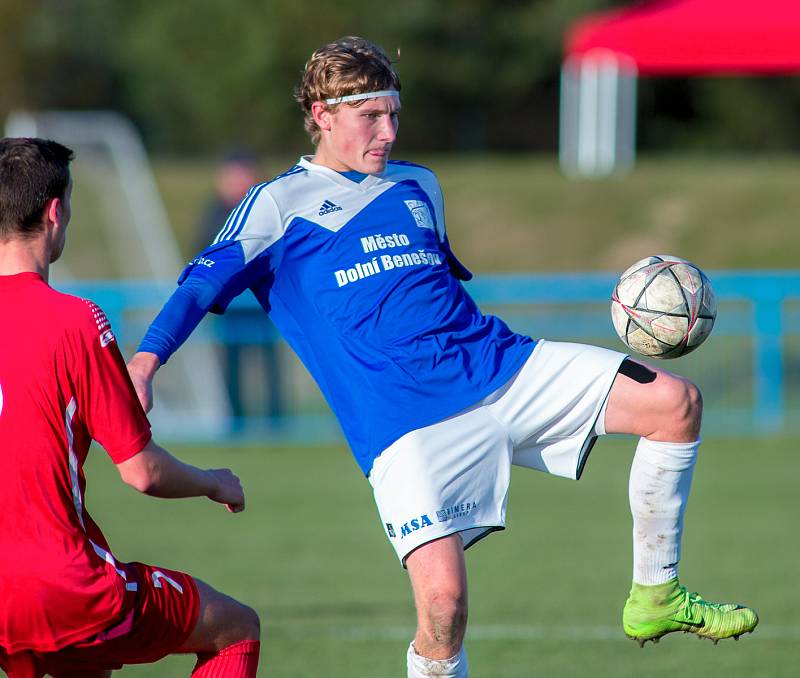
[610,255,716,359]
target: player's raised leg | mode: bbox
[37,565,260,678]
[405,535,469,678]
[604,359,757,645]
[178,578,260,677]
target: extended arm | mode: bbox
[116,439,245,512]
[129,274,222,410]
[129,241,264,411]
[131,182,280,411]
[127,351,160,413]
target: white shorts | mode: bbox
[368,340,627,565]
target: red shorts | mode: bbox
[0,562,200,677]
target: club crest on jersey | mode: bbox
[399,514,433,538]
[404,200,434,230]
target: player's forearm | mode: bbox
[126,351,160,413]
[128,351,161,380]
[117,440,245,511]
[137,279,214,365]
[118,441,215,499]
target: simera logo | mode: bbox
[435,501,478,523]
[193,256,215,268]
[400,514,433,539]
[404,200,434,230]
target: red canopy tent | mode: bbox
[559,0,800,175]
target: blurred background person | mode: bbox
[197,148,284,431]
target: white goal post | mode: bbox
[5,110,230,438]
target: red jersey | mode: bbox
[0,273,152,653]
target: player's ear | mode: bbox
[44,196,62,227]
[311,101,334,131]
[44,197,68,263]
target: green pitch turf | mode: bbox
[79,436,798,677]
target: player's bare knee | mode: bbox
[423,591,467,648]
[674,377,702,439]
[234,602,261,642]
[657,374,703,440]
[686,379,703,425]
[204,595,260,648]
[212,603,259,649]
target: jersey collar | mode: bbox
[298,156,383,192]
[0,271,45,285]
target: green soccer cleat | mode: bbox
[622,578,758,647]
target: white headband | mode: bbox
[325,90,400,105]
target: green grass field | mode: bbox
[82,436,798,677]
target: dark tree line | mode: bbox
[3,0,800,154]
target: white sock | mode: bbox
[629,437,699,585]
[407,642,468,678]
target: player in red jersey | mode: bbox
[0,137,260,677]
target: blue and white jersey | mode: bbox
[141,156,535,474]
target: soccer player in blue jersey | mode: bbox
[128,37,757,677]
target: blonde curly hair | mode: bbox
[295,36,401,145]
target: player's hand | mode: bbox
[207,468,246,513]
[126,352,160,413]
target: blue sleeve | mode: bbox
[138,240,268,364]
[441,236,473,281]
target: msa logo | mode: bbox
[400,514,433,539]
[319,200,343,216]
[404,200,434,230]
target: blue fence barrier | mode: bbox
[63,271,800,441]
